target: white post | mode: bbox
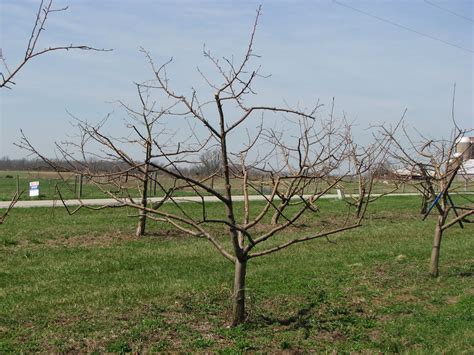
[336,188,345,200]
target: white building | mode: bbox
[457,137,474,178]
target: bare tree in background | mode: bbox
[382,119,473,277]
[20,6,389,325]
[343,116,404,218]
[117,84,166,237]
[20,82,178,236]
[0,0,108,224]
[197,149,221,176]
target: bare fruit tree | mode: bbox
[344,115,403,219]
[22,81,175,236]
[382,122,473,277]
[20,6,389,325]
[117,84,164,237]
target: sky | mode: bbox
[0,0,473,159]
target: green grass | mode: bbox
[0,196,472,352]
[0,171,107,201]
[0,171,204,201]
[4,170,472,202]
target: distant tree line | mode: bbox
[0,157,51,171]
[0,157,127,173]
[0,155,284,178]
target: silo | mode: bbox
[456,137,472,161]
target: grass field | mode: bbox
[0,171,107,201]
[2,170,473,202]
[0,196,473,352]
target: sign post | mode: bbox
[29,181,40,197]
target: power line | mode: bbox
[423,0,474,24]
[333,0,473,54]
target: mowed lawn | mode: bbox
[0,197,472,352]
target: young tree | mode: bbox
[20,82,176,236]
[344,117,402,219]
[382,122,473,277]
[20,6,389,325]
[118,85,162,237]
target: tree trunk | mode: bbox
[136,134,152,237]
[271,209,281,225]
[429,215,444,277]
[271,198,288,225]
[136,209,147,237]
[135,200,147,237]
[420,195,428,215]
[136,175,149,237]
[232,258,247,326]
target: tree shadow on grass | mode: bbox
[247,288,374,344]
[247,289,330,338]
[446,263,474,278]
[253,300,317,338]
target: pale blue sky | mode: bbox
[1,0,473,158]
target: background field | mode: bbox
[2,170,473,202]
[0,196,472,352]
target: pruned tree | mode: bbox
[118,84,163,237]
[19,6,389,325]
[19,81,181,236]
[381,117,473,277]
[343,115,404,218]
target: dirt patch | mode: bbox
[4,231,138,250]
[6,228,194,250]
[394,291,419,303]
[445,296,460,305]
[145,229,191,240]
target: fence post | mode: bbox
[78,174,83,198]
[16,175,20,195]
